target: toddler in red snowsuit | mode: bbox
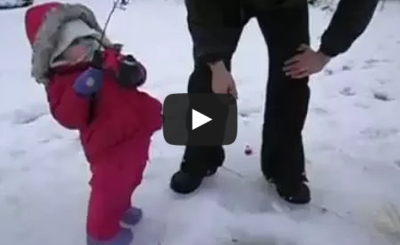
[24,2,162,245]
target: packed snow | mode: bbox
[1,0,400,245]
[0,0,31,8]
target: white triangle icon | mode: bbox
[192,109,212,130]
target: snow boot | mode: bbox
[121,207,143,226]
[205,166,218,177]
[266,173,307,185]
[87,228,133,245]
[204,148,225,176]
[170,146,225,194]
[275,181,310,204]
[170,170,204,194]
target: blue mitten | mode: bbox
[73,68,103,96]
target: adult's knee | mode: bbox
[187,62,212,93]
[188,58,232,93]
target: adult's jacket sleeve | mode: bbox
[319,0,379,57]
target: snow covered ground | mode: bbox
[1,0,400,245]
[0,0,32,8]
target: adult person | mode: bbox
[170,0,379,204]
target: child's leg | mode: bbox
[119,173,144,227]
[87,138,151,240]
[119,139,150,225]
[87,161,130,241]
[120,138,150,211]
[121,156,147,211]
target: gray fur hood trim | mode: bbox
[31,3,105,85]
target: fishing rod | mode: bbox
[98,0,131,47]
[92,0,130,67]
[92,0,145,88]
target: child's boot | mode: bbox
[121,207,143,226]
[87,228,133,245]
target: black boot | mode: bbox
[264,164,310,204]
[170,168,204,194]
[261,160,278,184]
[275,180,310,204]
[170,146,225,194]
[205,166,218,177]
[205,147,225,176]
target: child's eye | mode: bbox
[70,38,81,46]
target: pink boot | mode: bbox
[121,207,143,226]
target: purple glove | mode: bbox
[73,68,103,96]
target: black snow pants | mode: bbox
[181,3,311,188]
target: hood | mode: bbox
[24,2,108,85]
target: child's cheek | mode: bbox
[65,45,87,61]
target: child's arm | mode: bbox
[46,68,102,129]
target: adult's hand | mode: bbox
[283,44,331,79]
[209,61,238,99]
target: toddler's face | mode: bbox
[63,44,88,62]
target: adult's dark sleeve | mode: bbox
[319,0,379,57]
[185,0,242,64]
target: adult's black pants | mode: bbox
[182,4,310,187]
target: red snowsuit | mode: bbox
[24,3,162,241]
[48,64,162,240]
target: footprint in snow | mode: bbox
[340,87,356,96]
[354,102,371,109]
[373,91,394,101]
[394,160,400,169]
[324,68,334,76]
[227,227,295,245]
[323,63,353,76]
[362,59,378,69]
[394,159,400,169]
[311,107,329,115]
[341,64,352,71]
[38,133,63,144]
[227,236,295,245]
[12,109,47,125]
[366,58,381,65]
[360,127,399,140]
[362,58,391,69]
[238,108,262,118]
[8,149,26,159]
[376,78,391,85]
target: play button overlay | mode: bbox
[192,109,212,130]
[163,93,237,146]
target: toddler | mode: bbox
[24,2,162,245]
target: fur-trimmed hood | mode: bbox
[24,2,111,85]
